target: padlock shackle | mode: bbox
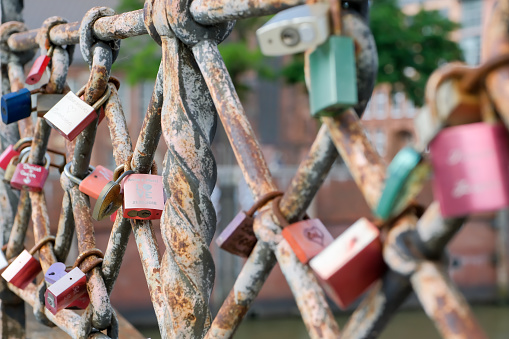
[13,137,33,151]
[63,163,95,185]
[46,45,55,57]
[75,85,111,112]
[20,152,51,170]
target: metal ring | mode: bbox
[79,7,121,66]
[28,235,56,256]
[13,137,33,151]
[0,21,36,65]
[37,16,75,66]
[64,163,95,186]
[167,0,234,46]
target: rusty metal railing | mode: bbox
[0,0,506,338]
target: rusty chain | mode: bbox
[0,0,508,338]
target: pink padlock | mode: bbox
[45,267,87,315]
[44,262,90,310]
[430,122,509,217]
[123,174,164,220]
[10,153,51,192]
[25,54,50,85]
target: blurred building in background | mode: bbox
[15,0,509,327]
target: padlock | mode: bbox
[3,147,31,183]
[45,267,87,315]
[1,249,42,289]
[44,262,89,310]
[216,192,284,257]
[309,218,386,309]
[10,152,51,192]
[79,93,106,125]
[123,174,164,220]
[1,88,41,124]
[375,147,430,221]
[92,165,135,221]
[0,137,32,170]
[25,46,54,85]
[64,162,113,200]
[43,85,111,141]
[282,218,334,264]
[256,4,330,56]
[36,93,65,115]
[429,122,509,217]
[309,35,358,117]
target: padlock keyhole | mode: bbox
[49,272,55,275]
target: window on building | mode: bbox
[460,35,481,66]
[375,92,387,120]
[374,128,386,156]
[391,92,405,119]
[461,0,482,29]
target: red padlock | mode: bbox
[123,174,164,220]
[25,47,54,85]
[64,163,113,200]
[1,249,42,289]
[44,262,89,310]
[216,192,283,257]
[309,218,386,309]
[10,153,51,192]
[282,218,334,264]
[45,267,87,315]
[0,137,32,170]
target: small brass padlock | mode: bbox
[3,147,31,183]
[92,165,134,221]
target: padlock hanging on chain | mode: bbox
[92,165,135,221]
[1,249,42,289]
[64,162,113,200]
[44,262,90,311]
[43,84,111,141]
[10,152,51,192]
[25,46,54,85]
[0,137,32,170]
[309,218,386,309]
[256,4,330,57]
[1,87,44,124]
[216,191,283,257]
[45,266,88,315]
[3,147,32,184]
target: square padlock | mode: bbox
[123,174,164,220]
[45,267,87,315]
[1,249,41,289]
[43,92,97,141]
[216,212,256,257]
[309,218,385,309]
[79,165,113,200]
[282,218,334,264]
[309,36,358,117]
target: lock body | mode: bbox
[79,165,113,200]
[123,174,164,220]
[282,219,334,264]
[45,267,87,315]
[430,122,509,217]
[0,145,20,170]
[1,249,42,289]
[216,212,256,257]
[44,263,89,310]
[309,36,357,117]
[26,55,51,85]
[310,218,385,309]
[11,162,49,192]
[44,91,96,141]
[1,88,32,124]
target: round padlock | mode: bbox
[92,165,134,221]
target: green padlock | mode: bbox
[309,35,358,117]
[375,147,430,221]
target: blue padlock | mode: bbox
[1,88,34,124]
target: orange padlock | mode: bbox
[64,163,113,200]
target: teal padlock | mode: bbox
[375,147,430,221]
[309,36,358,117]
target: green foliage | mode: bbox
[370,0,463,106]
